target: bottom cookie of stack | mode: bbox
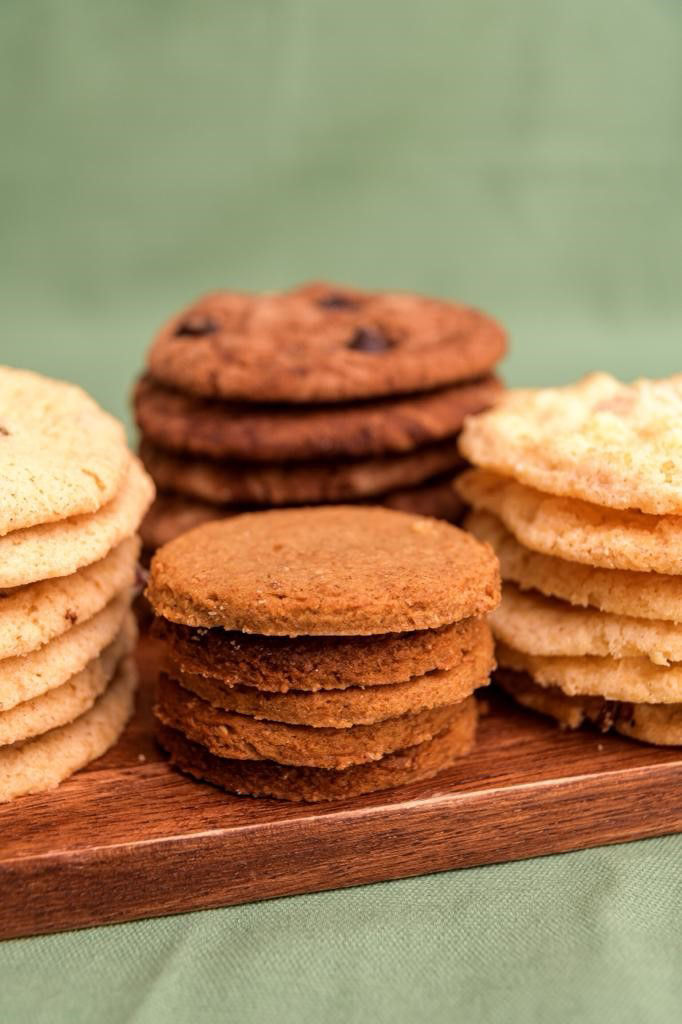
[498,670,682,746]
[0,617,138,802]
[157,708,475,803]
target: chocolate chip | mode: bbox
[347,327,393,352]
[174,315,218,338]
[317,293,358,310]
[0,425,10,436]
[65,609,78,625]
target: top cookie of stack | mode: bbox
[134,281,505,550]
[458,372,682,747]
[0,367,154,801]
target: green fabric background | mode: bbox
[1,1,681,1022]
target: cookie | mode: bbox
[155,673,473,769]
[492,584,682,665]
[0,590,130,712]
[0,536,139,660]
[157,700,476,802]
[140,475,466,553]
[154,615,490,692]
[457,469,682,574]
[147,506,501,635]
[497,642,682,704]
[465,510,682,624]
[134,373,502,462]
[139,439,463,507]
[0,455,154,588]
[0,653,137,803]
[164,633,493,728]
[140,494,225,552]
[0,366,128,536]
[497,670,682,746]
[459,372,682,514]
[147,281,506,404]
[382,475,465,523]
[0,615,136,745]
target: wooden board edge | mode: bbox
[3,763,682,939]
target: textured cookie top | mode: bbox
[0,366,129,536]
[459,372,682,514]
[146,281,506,404]
[147,506,500,635]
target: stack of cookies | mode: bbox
[134,281,505,552]
[458,373,682,747]
[0,367,154,802]
[146,506,500,801]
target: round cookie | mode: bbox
[465,510,682,624]
[147,506,501,635]
[155,616,490,692]
[0,590,130,712]
[134,373,502,462]
[492,584,682,665]
[0,536,140,660]
[139,439,463,507]
[457,468,682,574]
[0,456,154,588]
[497,642,682,704]
[459,372,682,514]
[0,654,137,803]
[165,635,493,728]
[0,366,129,536]
[147,281,506,404]
[157,701,477,802]
[497,670,682,746]
[0,615,136,745]
[155,673,472,769]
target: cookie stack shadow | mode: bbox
[459,372,682,747]
[147,506,500,801]
[0,367,154,802]
[133,281,505,554]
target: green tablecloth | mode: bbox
[1,2,681,1021]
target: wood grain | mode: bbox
[2,637,682,940]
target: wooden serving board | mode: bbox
[2,637,682,940]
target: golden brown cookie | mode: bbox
[147,282,506,404]
[0,366,128,536]
[146,506,501,635]
[154,615,490,691]
[134,373,502,462]
[157,699,477,802]
[465,510,682,624]
[155,674,470,769]
[457,468,682,574]
[497,669,682,746]
[139,439,463,507]
[459,373,682,515]
[497,642,682,704]
[0,455,154,589]
[0,654,138,803]
[164,631,493,728]
[491,583,682,666]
